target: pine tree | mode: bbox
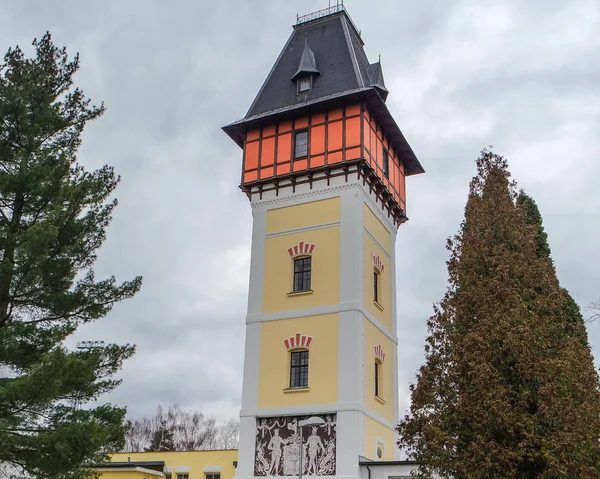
[0,33,142,478]
[398,149,600,478]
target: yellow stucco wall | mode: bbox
[258,313,339,408]
[266,196,340,235]
[363,233,392,331]
[97,470,158,479]
[363,203,391,254]
[364,320,394,423]
[262,226,340,313]
[109,450,237,479]
[364,416,395,461]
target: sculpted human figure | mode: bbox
[306,427,324,475]
[268,429,288,474]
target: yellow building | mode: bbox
[222,4,423,479]
[96,450,238,479]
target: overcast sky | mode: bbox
[2,0,599,426]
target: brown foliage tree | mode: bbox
[397,149,600,478]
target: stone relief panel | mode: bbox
[254,414,336,476]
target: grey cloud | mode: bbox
[2,0,599,427]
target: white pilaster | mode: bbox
[247,205,267,315]
[236,416,257,478]
[336,411,364,477]
[240,322,262,409]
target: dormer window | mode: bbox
[291,38,320,94]
[298,76,312,93]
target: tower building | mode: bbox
[223,5,423,479]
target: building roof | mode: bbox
[94,460,165,475]
[246,7,378,117]
[96,460,164,470]
[359,459,418,466]
[222,6,424,176]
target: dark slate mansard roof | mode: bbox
[222,8,424,176]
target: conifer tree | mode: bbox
[517,191,589,346]
[0,33,142,478]
[398,149,600,478]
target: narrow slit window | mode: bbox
[374,270,379,303]
[375,361,380,397]
[294,130,309,159]
[382,148,389,177]
[294,257,312,292]
[290,350,309,388]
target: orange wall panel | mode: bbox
[312,113,326,124]
[329,151,342,164]
[278,133,292,163]
[328,121,343,151]
[346,116,361,147]
[329,108,343,121]
[245,141,259,170]
[247,129,260,142]
[260,166,274,179]
[293,159,308,171]
[346,104,360,117]
[279,121,292,133]
[346,147,360,161]
[244,170,258,182]
[262,137,275,166]
[310,125,325,155]
[277,162,291,175]
[262,125,276,137]
[311,155,325,167]
[295,117,309,129]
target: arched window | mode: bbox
[374,344,385,399]
[284,333,313,389]
[288,242,316,293]
[290,350,309,388]
[374,359,382,398]
[294,257,312,292]
[372,254,384,307]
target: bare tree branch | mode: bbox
[123,404,239,452]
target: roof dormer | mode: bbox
[368,60,388,102]
[292,38,320,93]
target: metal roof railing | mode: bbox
[296,3,344,25]
[295,2,361,39]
